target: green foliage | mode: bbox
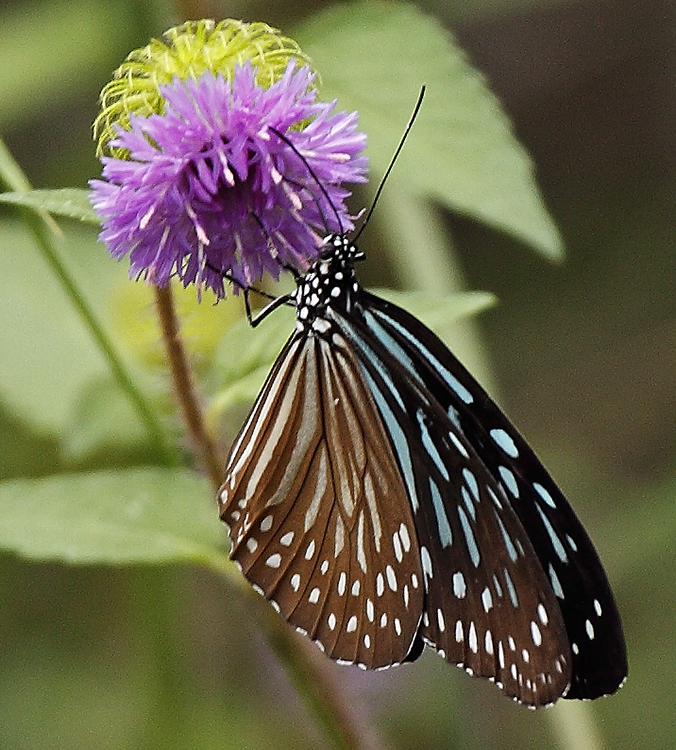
[0,188,99,222]
[0,468,222,565]
[295,0,562,259]
[0,220,114,434]
[0,0,663,748]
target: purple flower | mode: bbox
[90,62,368,297]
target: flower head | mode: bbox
[90,56,368,297]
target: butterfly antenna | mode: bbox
[354,85,425,243]
[269,127,344,236]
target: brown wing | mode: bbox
[219,332,424,667]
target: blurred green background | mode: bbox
[1,0,674,748]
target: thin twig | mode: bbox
[208,552,391,750]
[261,602,391,750]
[154,285,223,489]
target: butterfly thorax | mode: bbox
[294,234,365,335]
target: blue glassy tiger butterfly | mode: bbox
[217,89,627,707]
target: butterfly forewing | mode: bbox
[360,292,627,698]
[219,332,424,668]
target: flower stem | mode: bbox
[208,554,390,750]
[154,285,224,488]
[0,137,176,464]
[260,600,390,750]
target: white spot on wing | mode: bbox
[468,622,478,653]
[533,482,556,508]
[356,511,367,573]
[498,466,519,498]
[421,546,433,579]
[392,532,403,562]
[399,523,411,552]
[266,553,281,569]
[430,479,453,547]
[376,573,385,596]
[260,515,273,532]
[490,428,519,458]
[280,531,294,546]
[462,468,479,503]
[548,564,565,599]
[453,572,467,598]
[536,505,568,563]
[449,431,469,458]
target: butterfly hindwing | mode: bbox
[334,308,572,705]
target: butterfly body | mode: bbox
[219,234,627,707]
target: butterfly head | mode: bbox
[319,233,366,265]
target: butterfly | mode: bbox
[217,229,627,707]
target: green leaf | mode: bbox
[0,468,224,565]
[207,304,294,417]
[211,306,295,389]
[0,221,117,434]
[0,188,98,223]
[60,374,151,464]
[376,288,496,329]
[295,0,562,258]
